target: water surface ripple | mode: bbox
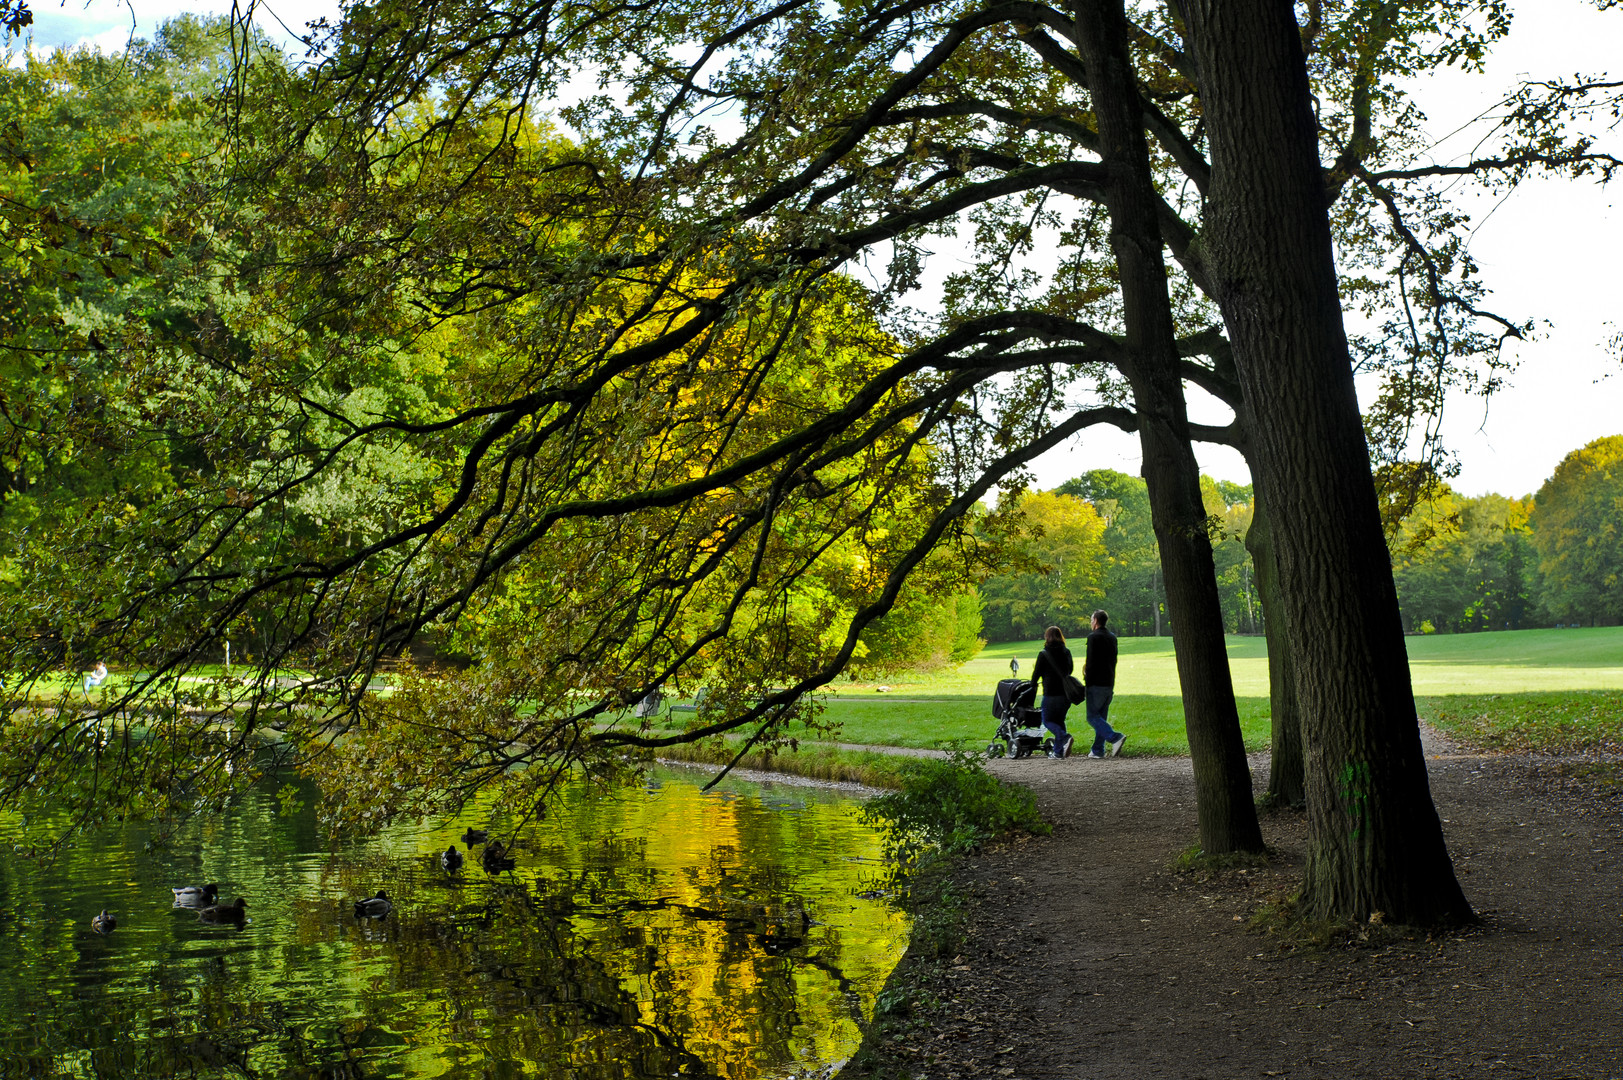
[0,765,907,1078]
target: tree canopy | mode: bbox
[3,0,1619,921]
[1532,435,1623,626]
[984,472,1257,640]
[979,489,1108,640]
[1382,435,1623,633]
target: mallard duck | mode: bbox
[481,840,515,873]
[90,909,117,934]
[353,890,392,918]
[172,883,220,907]
[441,845,464,872]
[198,897,249,923]
[459,828,488,846]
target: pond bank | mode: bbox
[653,739,948,789]
[839,734,1623,1079]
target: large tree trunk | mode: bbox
[1075,0,1262,855]
[1243,490,1305,807]
[1177,0,1471,922]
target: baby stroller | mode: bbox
[988,658,1053,758]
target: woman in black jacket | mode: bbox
[1031,625,1075,758]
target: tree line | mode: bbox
[1391,436,1623,632]
[980,469,1256,640]
[3,1,1620,928]
[981,432,1623,642]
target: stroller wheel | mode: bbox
[987,741,1002,758]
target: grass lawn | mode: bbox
[6,664,380,705]
[1419,690,1623,755]
[766,626,1623,756]
[22,627,1621,759]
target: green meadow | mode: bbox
[780,626,1623,755]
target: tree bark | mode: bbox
[1177,0,1471,922]
[1243,489,1305,807]
[1153,569,1163,637]
[1075,0,1263,854]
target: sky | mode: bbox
[16,0,1622,499]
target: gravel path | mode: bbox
[846,731,1623,1079]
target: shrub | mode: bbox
[862,751,1049,864]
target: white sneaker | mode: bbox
[1087,750,1104,759]
[1109,734,1127,757]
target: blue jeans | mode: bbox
[1040,696,1070,756]
[1084,686,1119,756]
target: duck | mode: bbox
[90,909,117,934]
[441,845,464,872]
[760,929,804,956]
[481,840,515,873]
[198,897,249,923]
[172,883,220,907]
[353,890,392,918]
[459,828,488,846]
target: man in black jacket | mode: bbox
[1082,610,1127,758]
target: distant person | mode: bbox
[1031,626,1076,758]
[83,661,108,696]
[1083,611,1127,758]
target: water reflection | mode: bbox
[0,766,907,1077]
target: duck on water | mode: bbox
[198,898,249,924]
[354,891,392,918]
[172,884,220,907]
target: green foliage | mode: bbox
[947,590,986,664]
[861,752,1049,865]
[979,490,1109,641]
[1210,498,1260,635]
[1390,487,1539,633]
[1532,436,1623,626]
[1,22,1020,842]
[857,751,1046,1006]
[991,471,1259,638]
[1052,471,1159,636]
[894,865,972,962]
[1387,442,1623,635]
[855,587,985,675]
[0,18,235,541]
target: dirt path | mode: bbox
[849,732,1623,1079]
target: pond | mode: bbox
[0,764,908,1078]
